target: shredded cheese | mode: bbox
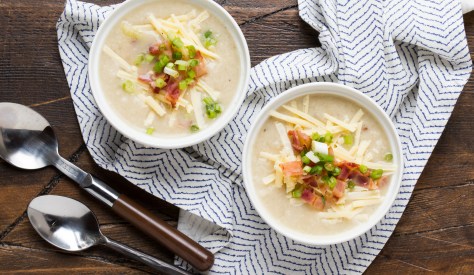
[281,105,325,127]
[270,110,316,128]
[323,113,357,132]
[103,45,136,73]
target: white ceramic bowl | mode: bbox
[89,0,250,149]
[242,82,403,245]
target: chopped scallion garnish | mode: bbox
[189,59,199,67]
[134,54,145,66]
[311,132,320,141]
[384,153,393,162]
[203,97,222,119]
[144,54,154,63]
[187,70,196,79]
[343,134,354,145]
[146,127,155,135]
[302,156,311,165]
[332,167,341,176]
[324,162,334,172]
[190,125,200,132]
[172,51,182,60]
[347,180,355,190]
[186,45,196,58]
[122,80,134,93]
[303,166,312,173]
[359,164,368,173]
[155,78,166,89]
[172,37,184,48]
[310,165,323,175]
[324,132,333,144]
[178,80,188,91]
[291,184,304,198]
[370,169,383,180]
[328,176,337,189]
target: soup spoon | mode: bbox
[0,102,213,271]
[27,195,192,275]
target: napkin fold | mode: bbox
[57,0,471,273]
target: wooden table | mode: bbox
[0,0,473,273]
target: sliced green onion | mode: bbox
[178,64,187,71]
[186,45,196,58]
[155,78,166,89]
[359,164,368,174]
[333,167,341,176]
[310,165,323,175]
[318,136,326,143]
[291,184,304,198]
[347,180,355,190]
[300,149,308,157]
[328,176,337,189]
[190,125,200,132]
[203,97,214,105]
[187,70,196,79]
[343,134,354,145]
[153,54,170,72]
[189,59,199,67]
[215,104,222,114]
[134,54,145,65]
[159,44,167,51]
[144,54,154,63]
[121,80,134,93]
[204,30,213,38]
[316,153,334,163]
[302,156,311,165]
[324,162,334,172]
[203,97,222,119]
[370,169,384,180]
[166,62,174,68]
[303,166,312,173]
[311,132,320,141]
[146,127,155,135]
[167,31,177,40]
[178,80,188,91]
[172,37,184,48]
[172,51,182,60]
[322,175,329,184]
[324,132,333,144]
[384,153,393,162]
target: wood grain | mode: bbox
[0,0,473,274]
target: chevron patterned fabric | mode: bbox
[57,0,471,273]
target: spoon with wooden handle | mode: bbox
[0,102,213,271]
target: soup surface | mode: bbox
[99,0,240,137]
[251,94,397,236]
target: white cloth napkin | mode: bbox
[57,0,471,273]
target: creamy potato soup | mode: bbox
[251,94,397,236]
[99,1,240,137]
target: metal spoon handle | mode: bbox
[103,236,192,275]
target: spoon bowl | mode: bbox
[28,195,101,251]
[0,103,58,170]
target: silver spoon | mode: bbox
[28,195,192,275]
[0,102,214,271]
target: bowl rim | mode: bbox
[88,0,251,149]
[242,82,403,246]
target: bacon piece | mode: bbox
[352,174,370,187]
[301,189,324,210]
[164,77,182,107]
[332,180,346,198]
[138,74,153,83]
[194,51,207,77]
[149,43,161,55]
[287,130,312,153]
[279,161,303,177]
[311,195,325,211]
[303,176,319,187]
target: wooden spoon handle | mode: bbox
[111,194,214,271]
